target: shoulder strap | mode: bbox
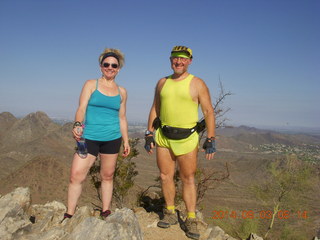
[96,79,99,90]
[117,85,123,102]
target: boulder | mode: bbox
[0,188,143,240]
[0,187,265,240]
[0,187,31,240]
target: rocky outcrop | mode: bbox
[0,187,264,240]
[135,206,239,240]
[0,187,32,240]
[0,187,142,240]
[247,233,264,240]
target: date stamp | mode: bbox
[211,210,308,220]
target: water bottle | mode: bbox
[75,126,88,159]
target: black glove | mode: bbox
[202,137,216,154]
[144,135,155,152]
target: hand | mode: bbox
[72,126,83,141]
[122,142,131,157]
[144,135,155,154]
[202,137,216,160]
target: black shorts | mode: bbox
[85,137,122,157]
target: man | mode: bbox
[145,46,216,240]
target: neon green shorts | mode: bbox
[155,128,199,156]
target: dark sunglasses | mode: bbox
[102,63,119,69]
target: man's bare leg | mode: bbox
[176,147,198,214]
[156,147,176,207]
[177,147,200,239]
[156,146,179,228]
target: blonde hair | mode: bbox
[98,48,125,68]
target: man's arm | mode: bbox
[195,78,216,160]
[145,78,166,153]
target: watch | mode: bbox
[73,121,82,128]
[145,130,153,136]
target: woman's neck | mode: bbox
[101,76,115,85]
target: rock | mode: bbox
[28,207,141,240]
[135,205,235,240]
[16,228,68,240]
[207,226,237,240]
[105,208,142,240]
[0,187,143,240]
[0,187,264,240]
[0,187,32,240]
[27,200,67,233]
[60,206,92,233]
[134,207,159,229]
[68,208,142,240]
[247,233,264,240]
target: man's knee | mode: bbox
[180,173,195,185]
[160,172,174,183]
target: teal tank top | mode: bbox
[83,79,121,141]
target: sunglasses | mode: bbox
[102,63,119,69]
[171,57,189,63]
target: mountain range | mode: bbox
[0,111,319,239]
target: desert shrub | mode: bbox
[113,138,139,207]
[139,164,229,212]
[251,154,314,239]
[208,206,260,240]
[237,218,259,239]
[140,169,183,210]
[280,224,309,240]
[89,138,139,208]
[195,164,230,205]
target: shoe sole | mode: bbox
[157,221,178,228]
[186,232,200,240]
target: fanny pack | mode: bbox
[153,117,206,140]
[161,125,197,140]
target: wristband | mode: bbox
[73,121,82,128]
[145,130,153,136]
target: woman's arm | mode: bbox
[73,80,95,140]
[119,86,130,157]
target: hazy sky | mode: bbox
[0,0,319,128]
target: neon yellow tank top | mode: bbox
[160,74,198,128]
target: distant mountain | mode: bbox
[1,111,319,209]
[0,112,17,139]
[1,111,59,145]
[217,125,266,136]
[1,156,68,201]
[0,111,74,181]
[217,125,320,150]
[0,111,17,125]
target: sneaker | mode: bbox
[60,213,73,223]
[100,210,111,219]
[157,208,178,228]
[185,218,200,240]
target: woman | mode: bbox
[63,48,130,220]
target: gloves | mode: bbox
[202,137,216,154]
[144,135,155,152]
